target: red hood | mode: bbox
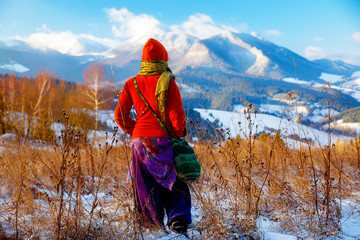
[141,38,168,62]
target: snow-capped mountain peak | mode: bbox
[1,30,359,84]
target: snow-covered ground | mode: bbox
[309,106,339,123]
[194,108,353,147]
[0,60,30,73]
[340,198,360,239]
[283,71,360,103]
[258,103,309,117]
[1,108,360,239]
[331,119,360,135]
[254,72,360,134]
[62,107,358,147]
[177,82,199,93]
[320,72,344,84]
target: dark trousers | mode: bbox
[132,153,192,228]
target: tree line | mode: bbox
[0,63,116,141]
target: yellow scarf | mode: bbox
[139,60,174,121]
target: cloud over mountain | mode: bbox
[15,25,116,56]
[170,14,239,39]
[105,8,165,41]
[1,8,359,66]
[105,8,241,42]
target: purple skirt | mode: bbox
[129,137,191,227]
[130,137,177,190]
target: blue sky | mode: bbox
[1,0,360,64]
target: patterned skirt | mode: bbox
[130,137,177,190]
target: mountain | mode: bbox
[102,31,360,83]
[2,31,359,83]
[313,59,360,77]
[0,47,92,81]
[1,31,360,119]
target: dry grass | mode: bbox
[0,117,359,240]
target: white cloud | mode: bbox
[351,32,360,44]
[105,9,243,40]
[170,13,232,39]
[264,29,282,37]
[105,7,165,41]
[16,28,117,56]
[304,46,326,59]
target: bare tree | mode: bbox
[27,73,51,137]
[82,63,111,132]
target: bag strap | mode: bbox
[133,76,173,138]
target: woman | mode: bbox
[114,38,191,234]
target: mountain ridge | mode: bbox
[1,31,359,82]
[1,31,360,121]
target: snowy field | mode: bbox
[283,71,360,102]
[1,110,360,239]
[1,94,360,239]
[75,105,358,148]
[194,108,353,147]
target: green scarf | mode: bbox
[139,60,174,121]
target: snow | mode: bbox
[309,107,339,123]
[51,122,65,138]
[283,77,321,87]
[1,109,360,239]
[259,104,286,115]
[296,106,308,114]
[0,61,29,73]
[163,32,196,63]
[246,46,269,76]
[258,104,308,118]
[283,73,360,103]
[0,133,18,141]
[97,109,119,130]
[178,41,212,68]
[342,71,360,102]
[320,72,344,83]
[332,120,360,135]
[233,104,247,112]
[50,110,124,145]
[152,196,360,240]
[352,71,360,78]
[177,82,199,93]
[340,199,360,239]
[195,108,352,146]
[0,146,5,154]
[257,216,298,240]
[264,232,297,240]
[351,91,360,102]
[223,31,270,76]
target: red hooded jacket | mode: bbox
[114,38,186,138]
